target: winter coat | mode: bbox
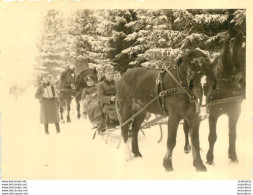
[97,79,116,104]
[35,83,60,124]
[97,79,117,120]
[81,85,102,124]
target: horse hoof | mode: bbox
[196,165,207,172]
[163,159,173,171]
[193,160,207,171]
[67,120,71,123]
[184,145,191,154]
[229,159,239,164]
[206,160,214,165]
[164,166,174,172]
[229,155,238,163]
[134,152,142,158]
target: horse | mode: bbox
[205,31,246,164]
[116,49,217,171]
[57,68,76,123]
[74,68,98,119]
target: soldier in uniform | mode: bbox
[97,66,118,131]
[114,70,121,83]
[96,67,105,82]
[81,75,102,128]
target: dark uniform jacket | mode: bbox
[97,79,116,105]
[97,79,117,120]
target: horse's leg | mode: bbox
[163,116,180,171]
[227,105,241,162]
[60,104,64,123]
[183,119,191,153]
[67,98,71,123]
[189,117,206,171]
[76,97,81,119]
[206,114,218,165]
[131,112,146,158]
[119,100,133,161]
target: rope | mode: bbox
[118,95,161,128]
[117,67,195,128]
[209,95,245,105]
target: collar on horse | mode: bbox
[155,66,197,114]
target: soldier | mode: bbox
[81,75,102,128]
[96,67,105,82]
[114,70,121,83]
[97,66,118,131]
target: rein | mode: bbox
[209,95,245,105]
[117,94,161,128]
[118,67,196,128]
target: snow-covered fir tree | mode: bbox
[35,10,71,81]
[36,9,245,78]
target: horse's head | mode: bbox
[230,35,246,89]
[219,34,246,89]
[178,49,217,118]
[60,69,76,89]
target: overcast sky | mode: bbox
[0,5,43,86]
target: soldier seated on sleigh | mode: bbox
[97,66,119,132]
[81,75,103,129]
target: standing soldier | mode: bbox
[35,74,60,134]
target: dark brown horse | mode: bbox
[57,68,76,123]
[74,68,98,118]
[116,49,217,171]
[205,32,246,165]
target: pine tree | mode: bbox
[35,9,245,80]
[67,10,111,75]
[35,10,71,80]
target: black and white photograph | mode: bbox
[0,1,252,192]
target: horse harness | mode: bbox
[209,79,245,105]
[118,66,198,128]
[155,66,197,114]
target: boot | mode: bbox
[44,124,49,134]
[55,123,60,133]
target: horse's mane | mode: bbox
[61,69,74,81]
[218,33,245,76]
[176,49,210,72]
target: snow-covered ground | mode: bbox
[1,87,252,179]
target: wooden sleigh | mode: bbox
[92,98,169,148]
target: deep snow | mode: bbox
[1,87,252,179]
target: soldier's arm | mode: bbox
[97,83,111,104]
